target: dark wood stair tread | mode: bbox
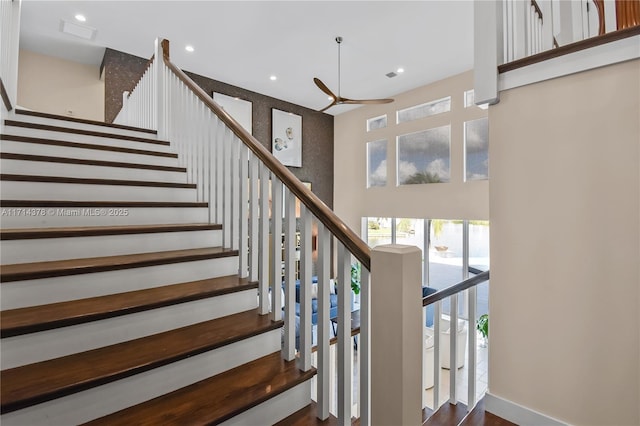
[0,309,281,414]
[84,351,316,426]
[0,152,186,173]
[275,401,358,426]
[4,120,168,145]
[459,398,517,426]
[1,247,237,282]
[423,402,468,425]
[15,109,157,134]
[1,275,255,337]
[0,223,220,240]
[0,200,207,208]
[0,174,196,189]
[0,134,177,158]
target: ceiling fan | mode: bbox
[314,36,394,112]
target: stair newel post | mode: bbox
[336,242,353,426]
[360,265,371,426]
[248,153,259,282]
[269,178,283,321]
[238,141,249,278]
[257,162,270,315]
[316,223,331,420]
[155,38,169,139]
[298,204,313,371]
[371,245,423,426]
[282,187,297,360]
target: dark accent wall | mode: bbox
[102,49,334,208]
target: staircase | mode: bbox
[0,109,317,425]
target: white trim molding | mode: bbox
[499,34,640,92]
[484,392,568,426]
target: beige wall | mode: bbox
[17,49,104,121]
[489,59,639,425]
[334,70,489,234]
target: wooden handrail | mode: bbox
[593,0,606,35]
[0,77,12,112]
[531,0,543,23]
[423,270,490,307]
[159,39,371,270]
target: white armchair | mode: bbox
[424,317,467,370]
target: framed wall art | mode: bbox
[272,108,302,167]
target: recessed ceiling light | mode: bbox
[74,14,86,22]
[270,75,277,81]
[185,45,194,52]
[397,67,405,73]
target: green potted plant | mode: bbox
[350,263,361,295]
[476,314,489,347]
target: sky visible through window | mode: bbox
[465,118,489,181]
[367,139,387,187]
[397,126,450,185]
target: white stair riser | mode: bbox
[1,140,180,167]
[2,290,258,369]
[0,206,209,228]
[1,181,197,202]
[220,381,312,426]
[0,158,187,183]
[9,114,158,139]
[1,256,239,309]
[3,126,174,153]
[1,230,221,264]
[0,331,281,426]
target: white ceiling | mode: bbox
[19,0,474,115]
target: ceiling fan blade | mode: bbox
[318,100,338,112]
[341,98,395,105]
[313,78,337,99]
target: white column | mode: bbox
[474,0,502,105]
[371,244,422,426]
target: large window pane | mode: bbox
[464,118,489,181]
[366,217,392,248]
[397,97,451,123]
[366,139,387,188]
[397,126,450,185]
[469,220,490,318]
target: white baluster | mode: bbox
[223,126,233,247]
[337,242,352,426]
[433,300,441,409]
[206,111,216,223]
[468,286,478,410]
[270,178,283,321]
[282,187,297,360]
[248,153,259,282]
[238,143,249,278]
[298,205,312,372]
[258,162,270,315]
[215,118,225,224]
[231,135,240,251]
[316,223,331,420]
[449,293,458,404]
[360,266,371,426]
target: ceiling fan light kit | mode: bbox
[314,36,394,112]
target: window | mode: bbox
[366,139,387,188]
[366,217,392,248]
[397,126,451,185]
[464,118,489,181]
[464,89,475,108]
[396,97,451,123]
[366,114,387,131]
